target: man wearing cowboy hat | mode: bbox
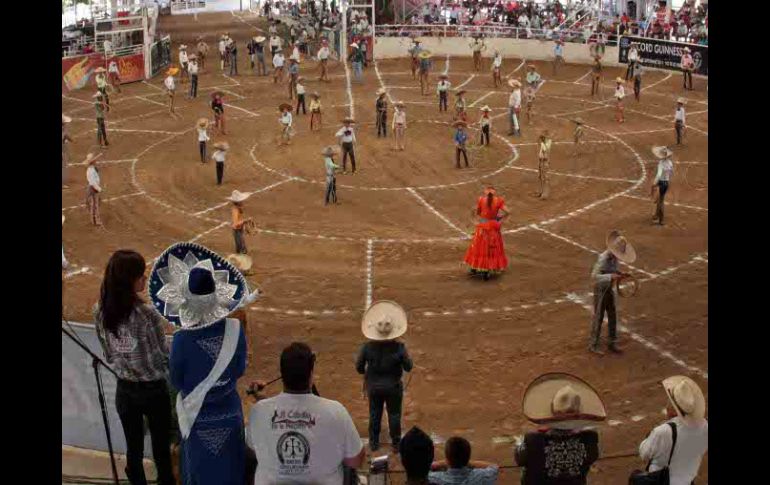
[253,36,268,76]
[392,101,407,151]
[356,301,413,452]
[591,55,603,97]
[507,79,522,136]
[614,77,625,123]
[228,38,239,76]
[638,376,707,485]
[85,152,104,226]
[317,37,330,81]
[553,39,565,75]
[674,97,687,145]
[680,46,694,90]
[188,55,199,99]
[454,89,468,122]
[195,118,210,164]
[272,48,285,83]
[269,33,282,58]
[107,58,121,93]
[418,50,432,96]
[515,373,604,484]
[287,57,300,99]
[525,64,542,92]
[572,117,585,156]
[349,42,364,83]
[651,146,674,225]
[93,67,110,106]
[479,106,492,146]
[219,35,228,70]
[408,38,423,80]
[625,42,639,80]
[164,67,178,116]
[309,92,322,131]
[376,88,388,138]
[336,118,358,174]
[322,146,340,205]
[537,131,552,199]
[588,230,635,354]
[212,141,229,185]
[228,190,252,254]
[94,92,110,148]
[437,74,451,112]
[454,120,470,169]
[469,36,486,71]
[178,44,189,84]
[196,37,208,71]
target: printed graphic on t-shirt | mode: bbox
[109,326,137,353]
[272,409,316,475]
[544,437,588,477]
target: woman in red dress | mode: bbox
[464,187,509,279]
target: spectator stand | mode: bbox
[343,0,376,63]
[169,0,208,14]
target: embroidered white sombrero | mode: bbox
[227,190,250,203]
[362,300,408,340]
[606,230,636,263]
[662,375,706,425]
[148,242,254,329]
[522,372,607,427]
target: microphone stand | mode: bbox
[61,324,120,485]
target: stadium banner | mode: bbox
[62,322,156,457]
[62,54,103,92]
[151,35,172,77]
[618,36,708,76]
[111,52,145,84]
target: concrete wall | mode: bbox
[374,36,622,67]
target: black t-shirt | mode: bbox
[515,429,599,485]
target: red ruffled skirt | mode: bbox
[463,220,508,271]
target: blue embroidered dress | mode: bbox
[170,319,247,485]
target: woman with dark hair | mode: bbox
[94,250,176,485]
[463,187,509,280]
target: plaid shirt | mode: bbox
[94,303,170,382]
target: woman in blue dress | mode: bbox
[148,242,259,485]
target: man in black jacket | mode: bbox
[356,301,413,452]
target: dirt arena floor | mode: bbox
[62,11,707,483]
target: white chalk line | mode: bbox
[407,188,470,239]
[468,91,496,108]
[531,225,655,278]
[134,95,168,108]
[64,267,92,279]
[62,191,145,211]
[365,239,374,310]
[455,74,477,90]
[342,46,356,119]
[223,103,260,117]
[566,291,708,380]
[505,59,526,78]
[506,165,637,183]
[641,72,673,92]
[573,69,592,84]
[189,221,229,243]
[68,158,137,167]
[622,193,708,212]
[193,179,292,216]
[142,80,165,93]
[62,94,93,106]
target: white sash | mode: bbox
[176,318,241,440]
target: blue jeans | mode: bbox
[352,61,363,82]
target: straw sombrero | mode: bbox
[606,230,636,263]
[343,117,356,124]
[227,253,253,274]
[213,141,230,151]
[453,120,468,128]
[362,300,408,341]
[676,97,687,104]
[455,89,467,96]
[254,36,266,43]
[662,376,706,425]
[94,67,107,74]
[418,50,432,59]
[615,77,624,83]
[166,67,179,76]
[197,118,209,128]
[376,88,387,96]
[479,105,492,112]
[84,152,102,165]
[508,78,522,88]
[278,102,293,111]
[148,242,251,329]
[179,44,187,49]
[62,115,72,124]
[527,64,536,69]
[522,372,607,427]
[394,101,405,108]
[651,146,673,158]
[227,190,251,203]
[321,145,338,157]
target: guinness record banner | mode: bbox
[618,36,708,76]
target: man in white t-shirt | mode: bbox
[247,342,365,485]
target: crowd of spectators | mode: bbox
[87,243,709,485]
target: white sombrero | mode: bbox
[522,372,607,428]
[227,253,253,273]
[62,115,72,124]
[606,230,636,263]
[84,152,102,165]
[227,190,250,203]
[479,105,492,112]
[508,79,521,88]
[321,145,338,157]
[376,88,387,96]
[662,375,706,425]
[676,97,687,104]
[362,300,408,341]
[652,146,673,158]
[254,36,266,43]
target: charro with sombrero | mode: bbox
[356,301,413,452]
[454,89,468,122]
[212,141,229,185]
[418,49,432,95]
[336,117,358,174]
[514,373,605,483]
[196,117,210,164]
[453,120,470,169]
[588,230,636,355]
[651,146,674,225]
[375,88,388,138]
[228,190,253,255]
[437,73,451,112]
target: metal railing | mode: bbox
[170,0,206,13]
[375,24,617,45]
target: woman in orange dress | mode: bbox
[463,187,509,279]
